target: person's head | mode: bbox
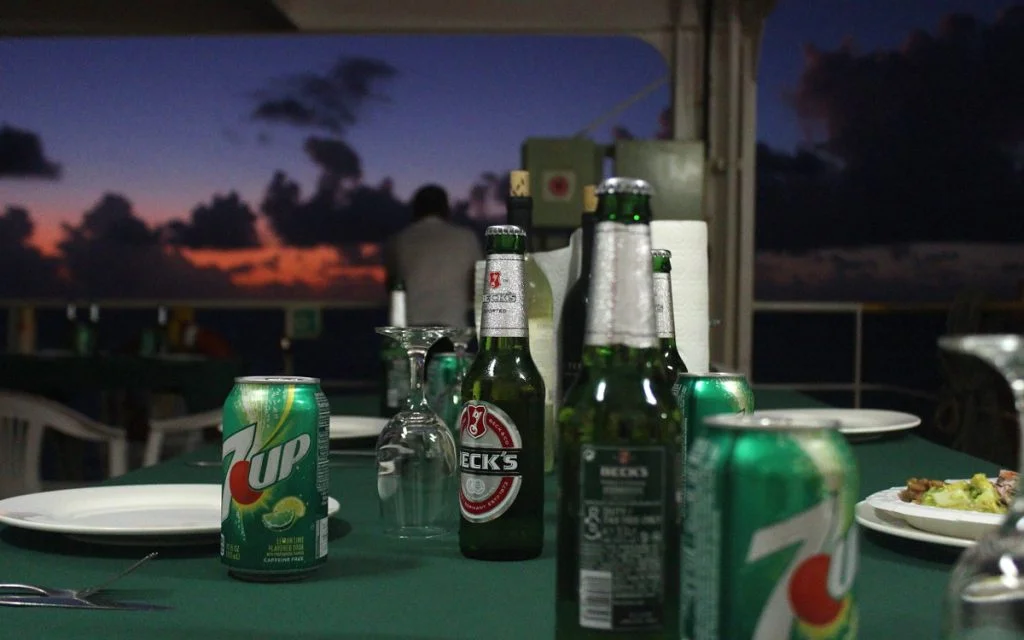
[411,184,450,221]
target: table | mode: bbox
[0,390,985,639]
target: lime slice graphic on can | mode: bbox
[261,509,296,532]
[273,496,307,519]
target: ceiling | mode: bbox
[0,0,705,37]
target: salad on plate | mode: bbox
[898,470,1017,514]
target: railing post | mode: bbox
[853,304,864,408]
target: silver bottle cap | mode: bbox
[485,224,526,237]
[597,177,654,196]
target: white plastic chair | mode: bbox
[143,408,222,467]
[0,390,128,499]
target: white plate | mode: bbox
[0,484,340,537]
[217,415,386,441]
[328,415,387,440]
[855,500,972,548]
[756,408,921,437]
[865,485,1003,541]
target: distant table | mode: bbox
[0,353,247,414]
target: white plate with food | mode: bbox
[855,500,973,548]
[865,471,1016,540]
[0,484,340,540]
[218,415,387,440]
[756,408,920,438]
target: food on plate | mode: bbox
[898,471,1018,514]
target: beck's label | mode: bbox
[653,272,675,339]
[458,401,523,522]
[480,254,527,338]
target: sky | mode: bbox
[0,0,1018,297]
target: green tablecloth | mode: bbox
[0,390,980,639]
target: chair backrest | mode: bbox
[0,390,127,499]
[143,408,222,468]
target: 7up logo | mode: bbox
[221,423,311,520]
[746,493,858,639]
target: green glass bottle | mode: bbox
[558,184,597,404]
[651,249,688,398]
[459,224,545,561]
[555,178,682,639]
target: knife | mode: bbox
[0,595,170,611]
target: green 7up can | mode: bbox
[682,414,859,640]
[221,376,330,581]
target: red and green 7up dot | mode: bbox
[220,376,330,582]
[682,413,859,639]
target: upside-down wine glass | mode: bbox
[374,325,459,539]
[939,334,1024,639]
[429,327,477,436]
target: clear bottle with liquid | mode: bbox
[380,280,410,418]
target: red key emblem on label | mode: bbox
[488,271,501,289]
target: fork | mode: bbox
[0,552,166,609]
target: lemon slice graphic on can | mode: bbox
[261,509,296,531]
[273,496,307,519]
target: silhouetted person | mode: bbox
[384,184,483,330]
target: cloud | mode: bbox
[251,56,397,136]
[304,137,361,180]
[756,243,1024,302]
[0,125,61,179]
[451,172,509,224]
[165,191,260,250]
[0,205,64,296]
[58,193,238,298]
[259,171,410,247]
[753,9,1024,252]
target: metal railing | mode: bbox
[747,300,1013,408]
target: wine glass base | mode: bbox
[383,525,453,540]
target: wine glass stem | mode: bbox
[405,347,430,411]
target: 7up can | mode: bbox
[682,414,859,639]
[221,376,330,581]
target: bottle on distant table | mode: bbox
[156,305,170,354]
[458,224,545,561]
[558,184,597,403]
[86,303,100,355]
[65,303,81,354]
[652,249,688,397]
[380,280,410,418]
[556,178,682,639]
[505,170,557,473]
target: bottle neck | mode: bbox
[578,215,595,277]
[506,197,534,253]
[479,252,530,350]
[584,221,657,352]
[653,272,676,341]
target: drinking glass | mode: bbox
[939,334,1024,639]
[429,327,477,436]
[374,326,459,539]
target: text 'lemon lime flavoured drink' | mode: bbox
[221,376,330,581]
